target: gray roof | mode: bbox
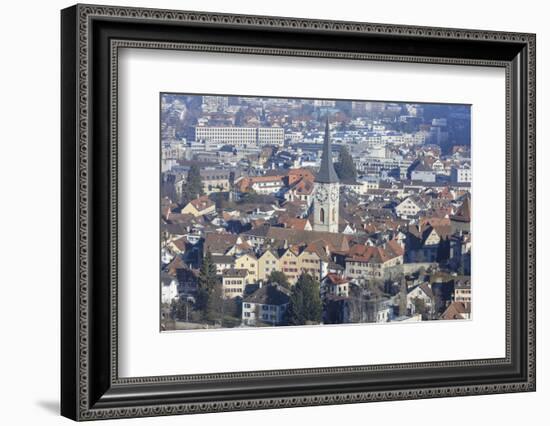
[211,255,235,264]
[222,268,248,278]
[244,283,290,305]
[315,118,339,184]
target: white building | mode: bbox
[195,126,257,148]
[194,126,284,148]
[161,274,179,305]
[257,127,284,146]
[242,284,291,326]
[406,283,434,316]
[395,196,427,219]
[451,164,472,183]
[411,164,436,183]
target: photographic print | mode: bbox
[160,94,472,331]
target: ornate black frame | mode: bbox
[61,4,536,421]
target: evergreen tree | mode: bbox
[180,164,204,205]
[210,192,226,211]
[267,270,290,289]
[334,146,357,183]
[287,273,322,325]
[196,251,218,317]
[399,277,408,317]
[206,283,223,324]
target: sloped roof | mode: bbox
[347,239,403,264]
[167,213,197,225]
[244,283,290,305]
[323,273,349,285]
[259,249,280,260]
[451,196,471,222]
[242,225,349,252]
[386,239,405,257]
[170,237,187,252]
[440,301,470,320]
[166,255,186,276]
[162,222,191,237]
[222,268,248,278]
[204,232,238,254]
[418,283,434,298]
[420,217,451,228]
[188,195,214,211]
[315,118,339,184]
[280,217,311,231]
[290,178,315,195]
[265,227,350,252]
[211,255,235,265]
[348,246,389,264]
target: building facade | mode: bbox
[221,269,248,298]
[195,126,284,148]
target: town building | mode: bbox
[161,274,179,305]
[450,196,471,234]
[279,248,301,284]
[200,168,231,194]
[195,126,284,148]
[395,196,428,219]
[440,301,471,320]
[180,195,215,217]
[211,255,234,275]
[451,164,472,183]
[345,241,404,281]
[407,283,434,316]
[257,250,280,281]
[242,284,291,326]
[221,269,248,298]
[235,175,285,195]
[234,253,258,284]
[411,161,436,183]
[453,280,471,304]
[321,273,350,298]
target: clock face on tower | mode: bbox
[330,186,339,202]
[315,186,328,203]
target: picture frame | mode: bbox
[61,3,536,421]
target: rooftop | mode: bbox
[315,118,339,184]
[244,283,291,305]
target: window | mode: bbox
[320,208,325,224]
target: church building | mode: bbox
[313,118,340,233]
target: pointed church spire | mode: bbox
[315,116,339,183]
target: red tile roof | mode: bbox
[323,273,349,285]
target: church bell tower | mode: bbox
[313,118,339,233]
